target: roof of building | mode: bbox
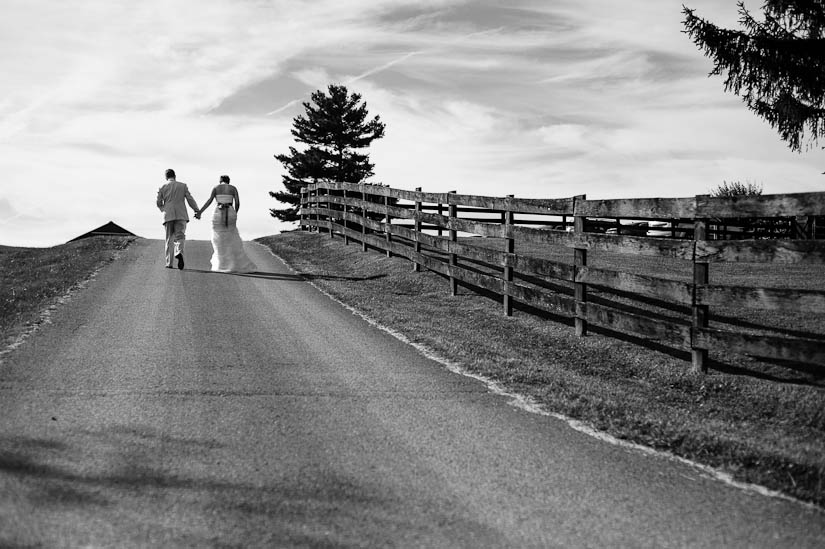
[68,221,138,242]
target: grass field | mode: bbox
[258,230,825,508]
[0,236,135,346]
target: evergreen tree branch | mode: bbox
[683,2,825,151]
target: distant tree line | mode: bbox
[710,180,763,197]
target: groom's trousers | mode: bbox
[164,220,187,267]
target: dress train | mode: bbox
[210,205,256,273]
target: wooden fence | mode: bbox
[299,182,825,374]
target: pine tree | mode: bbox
[682,1,825,151]
[270,84,386,222]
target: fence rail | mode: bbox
[299,183,825,373]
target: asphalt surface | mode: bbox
[0,238,823,548]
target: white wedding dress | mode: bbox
[210,194,256,273]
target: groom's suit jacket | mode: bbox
[157,179,198,223]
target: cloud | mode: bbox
[536,124,592,152]
[291,67,334,90]
[0,0,823,247]
[0,196,61,248]
[0,198,16,218]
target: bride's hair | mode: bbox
[219,175,230,184]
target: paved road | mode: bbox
[0,238,823,548]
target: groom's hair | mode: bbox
[220,175,230,183]
[165,169,176,179]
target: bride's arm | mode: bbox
[234,187,240,213]
[198,187,217,215]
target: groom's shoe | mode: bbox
[176,254,184,270]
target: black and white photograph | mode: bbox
[1,1,824,546]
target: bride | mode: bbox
[195,175,256,273]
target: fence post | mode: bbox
[317,185,325,235]
[448,191,458,297]
[305,186,312,232]
[573,194,587,337]
[793,216,808,239]
[437,201,444,237]
[361,187,368,252]
[300,187,307,231]
[385,193,392,258]
[327,187,334,239]
[413,187,422,272]
[503,194,515,316]
[691,218,709,373]
[312,186,319,233]
[343,188,349,245]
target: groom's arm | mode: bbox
[156,188,165,211]
[184,186,200,213]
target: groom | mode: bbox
[156,168,200,269]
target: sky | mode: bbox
[1,0,823,247]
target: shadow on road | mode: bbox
[0,428,493,547]
[182,268,387,283]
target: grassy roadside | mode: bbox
[258,230,825,508]
[0,236,136,346]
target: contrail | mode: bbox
[448,26,505,44]
[266,51,420,115]
[265,26,505,116]
[346,51,420,85]
[265,99,302,116]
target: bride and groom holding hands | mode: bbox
[156,168,256,273]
